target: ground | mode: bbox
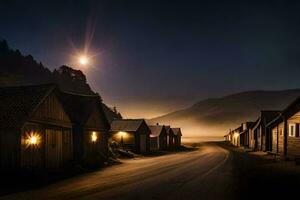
[1,142,300,200]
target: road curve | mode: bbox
[2,143,237,200]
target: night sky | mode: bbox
[1,0,300,118]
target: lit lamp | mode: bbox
[26,132,40,147]
[119,131,127,149]
[30,136,38,144]
[91,131,98,142]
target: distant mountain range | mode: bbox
[148,90,300,137]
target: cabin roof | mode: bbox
[149,125,165,137]
[110,119,145,132]
[165,125,174,135]
[172,128,182,136]
[0,84,56,128]
[252,110,280,130]
[59,92,109,127]
[267,97,300,128]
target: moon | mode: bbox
[79,56,88,65]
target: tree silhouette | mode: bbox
[0,39,122,120]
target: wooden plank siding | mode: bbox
[20,93,73,169]
[286,111,300,158]
[271,122,284,154]
[0,130,20,169]
[31,93,71,128]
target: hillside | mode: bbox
[0,40,121,121]
[149,90,300,137]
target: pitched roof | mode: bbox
[149,125,164,137]
[0,84,56,128]
[267,97,300,128]
[253,110,280,130]
[165,125,174,135]
[110,119,145,132]
[58,92,110,128]
[172,128,182,136]
[261,110,281,123]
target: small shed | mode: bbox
[59,92,110,166]
[172,128,182,148]
[0,84,73,169]
[165,126,175,150]
[149,124,167,150]
[110,119,150,153]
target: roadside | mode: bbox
[220,142,300,199]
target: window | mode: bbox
[289,124,296,137]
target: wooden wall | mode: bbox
[150,137,159,150]
[278,123,284,154]
[0,129,20,169]
[20,92,73,169]
[287,112,300,157]
[62,129,73,164]
[21,123,44,168]
[31,93,71,127]
[83,130,107,158]
[159,130,167,150]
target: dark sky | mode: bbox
[1,0,300,118]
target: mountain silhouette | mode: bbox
[149,90,300,137]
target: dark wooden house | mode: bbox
[251,111,280,151]
[149,124,167,150]
[239,122,255,147]
[172,128,182,148]
[267,97,300,159]
[165,126,175,149]
[110,119,150,153]
[59,92,110,165]
[0,84,73,169]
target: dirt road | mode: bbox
[2,143,242,200]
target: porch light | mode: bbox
[91,131,98,142]
[118,131,127,137]
[26,132,41,146]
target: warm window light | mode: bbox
[26,132,41,147]
[91,131,98,142]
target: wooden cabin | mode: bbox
[172,128,182,148]
[0,84,73,170]
[149,124,167,151]
[231,126,242,146]
[239,122,255,147]
[59,92,110,166]
[165,126,175,149]
[267,97,300,159]
[110,119,150,153]
[251,111,280,151]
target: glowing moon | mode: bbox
[79,56,88,65]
